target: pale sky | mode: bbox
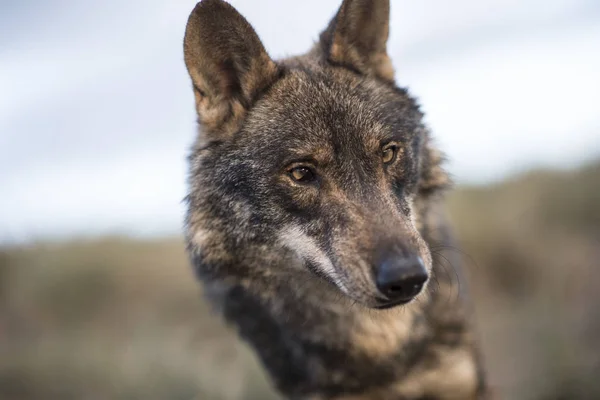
[1,0,599,242]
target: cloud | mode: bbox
[0,0,599,241]
[0,146,187,242]
[404,22,600,182]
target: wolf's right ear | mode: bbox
[183,0,280,138]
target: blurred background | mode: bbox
[1,0,599,399]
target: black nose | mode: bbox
[376,255,428,301]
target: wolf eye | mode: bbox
[289,166,316,183]
[382,144,399,164]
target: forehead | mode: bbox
[239,68,422,160]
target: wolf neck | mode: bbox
[261,265,431,356]
[214,202,473,397]
[218,256,440,398]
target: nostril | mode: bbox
[387,285,405,294]
[381,279,424,299]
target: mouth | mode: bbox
[373,297,414,310]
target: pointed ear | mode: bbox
[183,0,280,137]
[320,0,394,82]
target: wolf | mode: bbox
[182,0,489,398]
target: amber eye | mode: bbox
[289,166,316,183]
[382,144,398,164]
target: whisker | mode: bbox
[430,243,483,275]
[431,250,462,304]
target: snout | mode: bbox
[375,254,428,309]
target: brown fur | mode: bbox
[182,1,490,399]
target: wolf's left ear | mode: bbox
[320,0,394,82]
[183,0,280,137]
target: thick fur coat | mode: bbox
[182,1,489,398]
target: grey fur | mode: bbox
[182,1,490,398]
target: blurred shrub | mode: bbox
[447,160,600,399]
[0,239,280,400]
[0,161,598,399]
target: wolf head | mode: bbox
[183,0,450,309]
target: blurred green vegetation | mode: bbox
[1,161,599,399]
[448,161,600,399]
[0,240,279,400]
